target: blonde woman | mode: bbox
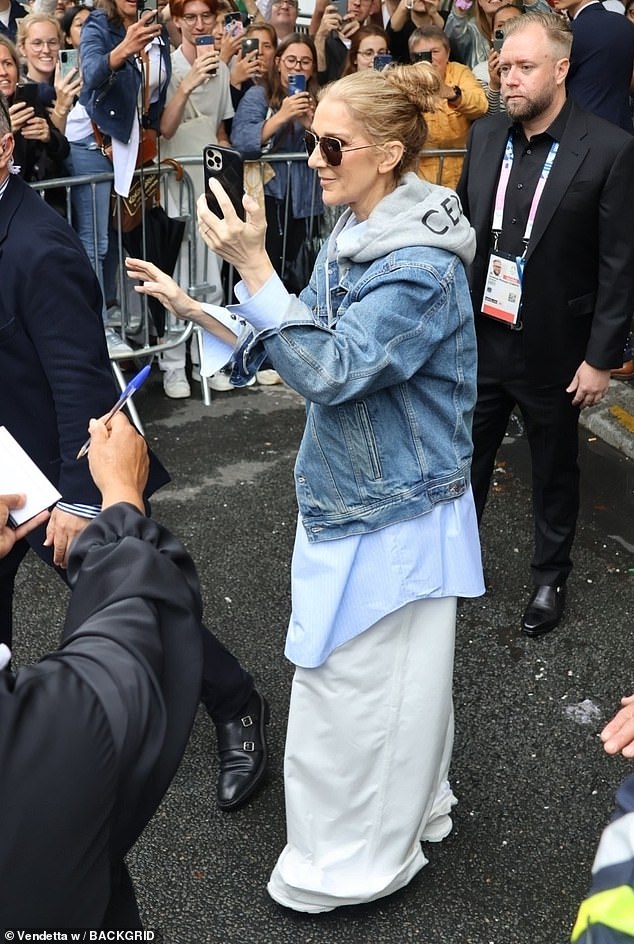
[127,61,484,913]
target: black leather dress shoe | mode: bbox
[215,690,269,812]
[522,585,566,637]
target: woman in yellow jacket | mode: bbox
[410,26,487,190]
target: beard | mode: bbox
[504,84,556,124]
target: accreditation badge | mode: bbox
[481,252,522,327]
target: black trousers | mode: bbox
[0,527,252,723]
[471,371,581,588]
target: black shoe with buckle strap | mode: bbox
[522,584,566,637]
[214,690,270,812]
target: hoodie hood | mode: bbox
[333,172,476,268]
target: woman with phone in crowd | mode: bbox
[341,23,389,75]
[385,0,446,65]
[227,21,277,118]
[72,0,169,356]
[0,31,70,214]
[17,13,81,131]
[127,61,484,913]
[409,25,486,189]
[312,0,373,83]
[444,0,548,70]
[231,32,323,291]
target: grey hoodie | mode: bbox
[332,171,476,269]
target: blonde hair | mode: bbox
[17,13,63,47]
[502,10,572,58]
[319,64,440,177]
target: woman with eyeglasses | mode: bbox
[127,62,484,913]
[230,31,323,289]
[16,13,81,133]
[341,23,389,75]
[1,30,70,214]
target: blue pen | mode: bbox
[76,363,152,459]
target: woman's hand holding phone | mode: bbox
[317,5,343,36]
[340,12,360,38]
[218,28,242,65]
[487,46,501,91]
[8,101,35,134]
[115,11,162,62]
[279,90,313,123]
[54,63,82,111]
[196,186,274,298]
[230,48,261,86]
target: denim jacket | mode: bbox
[79,10,171,143]
[232,173,478,542]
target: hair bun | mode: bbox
[384,62,441,115]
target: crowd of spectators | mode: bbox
[2,0,633,384]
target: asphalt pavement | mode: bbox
[12,370,634,944]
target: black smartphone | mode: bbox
[59,48,79,80]
[13,84,39,108]
[493,28,504,52]
[203,145,245,220]
[241,36,259,57]
[412,50,432,63]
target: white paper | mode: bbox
[0,426,61,525]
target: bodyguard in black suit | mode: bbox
[0,416,202,928]
[0,99,268,809]
[457,12,634,636]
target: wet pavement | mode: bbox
[12,372,634,944]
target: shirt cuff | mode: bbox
[57,501,101,518]
[229,271,290,332]
[198,303,247,378]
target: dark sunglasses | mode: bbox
[304,130,377,167]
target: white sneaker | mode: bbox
[106,304,122,327]
[163,367,191,399]
[192,368,255,391]
[105,327,134,357]
[256,368,282,386]
[207,371,235,392]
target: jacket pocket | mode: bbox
[0,316,17,347]
[567,292,595,318]
[339,400,382,482]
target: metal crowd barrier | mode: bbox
[30,146,466,415]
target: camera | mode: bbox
[493,28,505,52]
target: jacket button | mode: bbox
[109,110,115,116]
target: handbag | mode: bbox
[93,50,162,233]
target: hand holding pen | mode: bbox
[76,364,152,460]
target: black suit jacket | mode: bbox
[0,175,169,568]
[456,100,634,385]
[568,2,634,134]
[0,504,203,928]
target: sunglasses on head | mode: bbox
[304,130,377,167]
